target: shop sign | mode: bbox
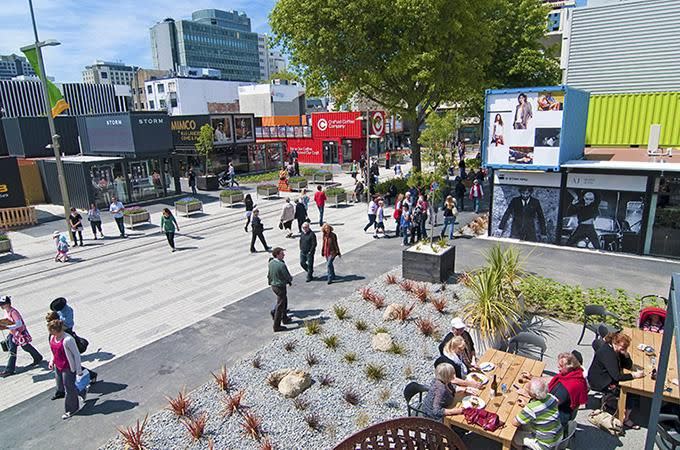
[370,111,385,136]
[170,115,210,147]
[566,173,647,192]
[0,157,26,208]
[494,170,561,188]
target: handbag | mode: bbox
[0,329,7,352]
[75,369,91,392]
[463,407,503,432]
[588,409,624,435]
[278,221,284,230]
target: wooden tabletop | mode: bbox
[445,349,546,448]
[619,327,680,403]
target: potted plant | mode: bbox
[195,123,219,191]
[0,232,13,254]
[257,184,279,199]
[301,167,319,182]
[175,197,203,217]
[402,237,456,283]
[123,207,150,229]
[219,188,244,207]
[288,176,307,191]
[313,170,333,183]
[325,187,347,207]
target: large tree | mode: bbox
[270,0,495,171]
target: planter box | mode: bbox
[257,185,279,198]
[313,172,333,183]
[0,239,13,254]
[327,192,347,207]
[220,191,244,207]
[175,201,203,217]
[402,245,456,283]
[197,175,219,191]
[289,179,308,191]
[123,211,151,229]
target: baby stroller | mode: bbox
[638,294,668,333]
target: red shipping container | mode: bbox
[311,112,364,139]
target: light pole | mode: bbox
[356,112,372,203]
[22,0,71,233]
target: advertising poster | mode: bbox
[286,126,295,137]
[234,115,255,143]
[170,115,210,147]
[277,126,287,138]
[303,126,312,138]
[561,173,647,253]
[255,127,263,139]
[262,127,271,138]
[293,126,303,138]
[211,116,233,145]
[486,90,564,168]
[491,171,561,243]
[0,157,27,208]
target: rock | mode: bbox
[372,333,393,352]
[267,368,294,388]
[278,370,312,398]
[382,304,400,321]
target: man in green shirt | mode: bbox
[267,247,293,332]
[512,377,563,450]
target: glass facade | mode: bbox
[248,142,285,172]
[649,175,680,258]
[90,162,130,207]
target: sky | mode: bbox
[0,0,276,82]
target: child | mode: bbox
[374,200,387,238]
[642,313,664,333]
[53,232,70,263]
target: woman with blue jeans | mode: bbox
[400,204,412,246]
[321,223,341,284]
[440,196,458,239]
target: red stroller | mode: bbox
[638,294,668,333]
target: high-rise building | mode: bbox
[131,68,172,111]
[268,50,287,75]
[0,54,36,80]
[150,9,260,82]
[258,34,270,81]
[82,60,136,85]
[144,77,247,115]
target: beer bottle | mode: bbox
[491,375,498,397]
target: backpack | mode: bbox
[57,240,69,252]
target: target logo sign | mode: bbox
[371,111,385,135]
[317,118,328,131]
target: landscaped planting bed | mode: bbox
[102,269,469,450]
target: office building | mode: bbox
[0,54,36,80]
[131,68,172,111]
[150,9,260,82]
[239,81,305,117]
[268,50,287,75]
[144,77,248,115]
[0,79,130,118]
[82,60,136,85]
[258,34,270,81]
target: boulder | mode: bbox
[372,332,393,352]
[278,369,312,398]
[382,304,400,321]
[267,368,294,389]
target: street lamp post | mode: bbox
[23,0,71,233]
[365,111,371,201]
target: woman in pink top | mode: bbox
[0,296,43,377]
[48,319,83,419]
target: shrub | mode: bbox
[359,288,386,309]
[223,390,245,417]
[305,351,319,367]
[260,438,274,450]
[0,233,9,241]
[343,352,358,363]
[399,279,416,293]
[322,335,339,350]
[333,305,349,320]
[385,273,399,285]
[289,176,306,184]
[175,197,201,205]
[324,187,345,197]
[359,286,375,301]
[166,388,191,417]
[241,411,263,441]
[283,340,297,352]
[403,366,415,379]
[374,178,409,198]
[304,319,322,335]
[373,326,389,334]
[252,355,262,369]
[211,365,232,392]
[414,285,430,303]
[293,397,309,411]
[182,413,207,441]
[354,320,368,331]
[117,415,148,450]
[416,318,437,337]
[318,374,335,387]
[394,303,416,322]
[378,388,391,403]
[304,412,322,431]
[365,363,387,382]
[431,296,447,314]
[123,208,147,216]
[355,412,370,429]
[343,389,360,406]
[388,342,406,355]
[237,169,278,184]
[301,167,320,176]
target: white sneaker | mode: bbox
[62,412,72,420]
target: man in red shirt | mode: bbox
[314,185,327,226]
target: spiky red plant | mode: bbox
[414,284,429,303]
[431,296,447,314]
[416,318,437,337]
[182,413,207,441]
[222,390,245,417]
[359,286,375,301]
[241,411,263,441]
[385,273,398,285]
[166,388,191,417]
[211,365,232,392]
[399,279,416,293]
[370,293,386,309]
[117,415,148,450]
[394,303,416,322]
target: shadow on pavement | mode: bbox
[180,234,205,240]
[82,350,115,363]
[80,398,138,416]
[0,254,28,263]
[88,381,127,396]
[331,274,366,283]
[175,246,199,251]
[292,309,324,319]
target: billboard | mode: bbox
[211,115,234,145]
[171,115,210,147]
[80,114,135,154]
[491,171,562,243]
[234,115,255,143]
[312,112,363,138]
[370,111,386,136]
[0,157,26,208]
[561,173,647,253]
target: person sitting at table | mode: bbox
[439,317,476,367]
[547,352,588,428]
[422,362,479,421]
[435,337,483,389]
[512,377,563,450]
[587,331,644,429]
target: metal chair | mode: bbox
[577,305,621,345]
[403,381,430,417]
[508,332,547,361]
[657,413,680,450]
[554,420,578,450]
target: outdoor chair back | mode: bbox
[403,381,430,417]
[508,332,547,361]
[656,413,680,450]
[577,305,621,345]
[553,420,578,450]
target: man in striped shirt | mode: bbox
[512,377,563,450]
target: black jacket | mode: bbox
[299,230,317,255]
[587,343,633,392]
[245,197,254,212]
[251,216,264,233]
[295,202,307,221]
[499,196,547,241]
[438,331,476,367]
[454,182,466,197]
[434,354,465,379]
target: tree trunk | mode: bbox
[409,121,422,172]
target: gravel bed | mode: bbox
[101,268,471,450]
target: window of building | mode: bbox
[147,85,153,94]
[157,84,165,93]
[149,100,155,109]
[168,82,176,91]
[159,99,167,109]
[170,97,177,108]
[101,72,108,79]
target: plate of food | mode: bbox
[466,372,489,385]
[462,395,486,409]
[479,362,495,373]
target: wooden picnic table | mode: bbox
[445,349,545,450]
[617,327,680,421]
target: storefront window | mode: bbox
[649,176,680,258]
[163,158,176,194]
[129,159,163,202]
[90,163,129,207]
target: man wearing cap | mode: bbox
[439,317,476,367]
[0,296,43,377]
[267,247,293,332]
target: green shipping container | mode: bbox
[586,92,680,147]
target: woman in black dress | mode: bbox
[244,194,255,232]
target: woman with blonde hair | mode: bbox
[435,336,482,389]
[422,362,479,421]
[440,195,458,240]
[321,223,341,284]
[548,352,588,427]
